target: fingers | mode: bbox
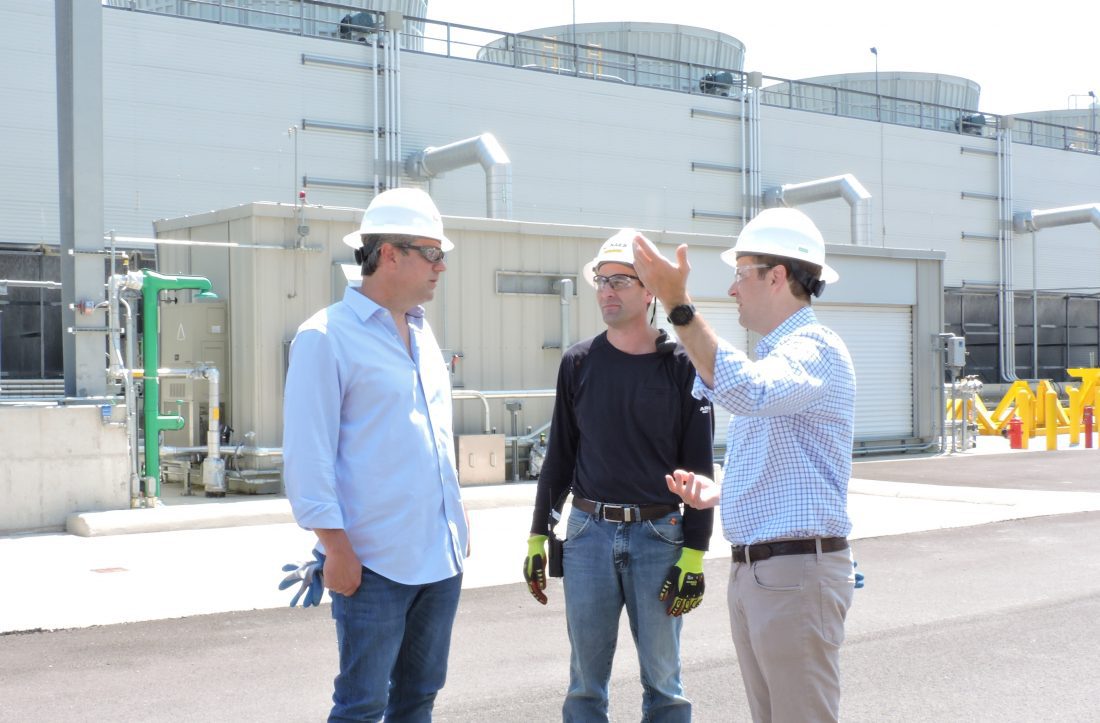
[665,469,696,503]
[527,580,548,605]
[675,244,691,273]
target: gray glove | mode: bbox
[279,549,326,607]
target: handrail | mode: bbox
[103,0,1100,155]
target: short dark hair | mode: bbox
[359,233,411,276]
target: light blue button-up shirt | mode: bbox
[695,306,856,545]
[283,286,467,585]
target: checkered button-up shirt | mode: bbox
[694,306,856,545]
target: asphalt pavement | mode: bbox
[2,435,1100,721]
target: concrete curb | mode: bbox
[66,499,295,537]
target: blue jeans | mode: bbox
[328,567,463,723]
[562,507,691,722]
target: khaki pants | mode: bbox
[727,545,855,722]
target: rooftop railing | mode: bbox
[104,0,1100,154]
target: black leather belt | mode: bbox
[730,537,848,563]
[572,497,680,523]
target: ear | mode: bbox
[768,263,788,291]
[377,241,398,266]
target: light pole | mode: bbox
[1090,90,1096,152]
[870,47,879,121]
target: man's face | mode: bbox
[595,262,651,328]
[729,256,773,333]
[392,237,446,304]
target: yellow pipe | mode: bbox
[1068,386,1081,446]
[1046,392,1058,450]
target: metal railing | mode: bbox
[106,0,1100,154]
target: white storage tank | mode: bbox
[478,21,746,93]
[763,71,981,132]
[1010,108,1099,151]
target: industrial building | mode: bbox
[2,1,1098,533]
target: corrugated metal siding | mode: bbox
[4,6,1099,295]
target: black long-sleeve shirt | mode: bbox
[531,331,715,550]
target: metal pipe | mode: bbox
[0,279,63,289]
[107,235,320,252]
[1011,202,1100,379]
[559,278,573,355]
[201,366,226,496]
[157,445,282,459]
[997,121,1018,381]
[451,389,492,433]
[372,24,379,194]
[763,173,872,245]
[404,134,513,218]
[1013,203,1100,233]
[1032,232,1039,378]
[852,440,939,456]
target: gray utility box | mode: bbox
[455,434,505,486]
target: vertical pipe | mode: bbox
[559,278,573,356]
[1045,390,1058,450]
[1032,231,1038,378]
[372,25,379,194]
[202,366,226,497]
[395,25,402,188]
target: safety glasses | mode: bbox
[593,273,641,291]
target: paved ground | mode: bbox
[2,435,1100,720]
[2,513,1099,722]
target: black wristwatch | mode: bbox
[667,304,696,326]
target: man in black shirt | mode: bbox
[523,229,715,722]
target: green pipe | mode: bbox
[140,269,216,499]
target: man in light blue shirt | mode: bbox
[632,208,857,723]
[283,188,468,722]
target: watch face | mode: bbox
[668,304,695,325]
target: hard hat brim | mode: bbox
[342,227,454,252]
[720,246,839,284]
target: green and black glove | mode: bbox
[523,535,549,605]
[659,547,705,616]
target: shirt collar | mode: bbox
[758,306,817,355]
[342,285,425,327]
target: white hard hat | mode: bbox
[720,208,839,284]
[582,228,638,287]
[342,188,453,252]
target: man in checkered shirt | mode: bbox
[633,208,857,723]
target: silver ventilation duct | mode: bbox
[405,133,513,219]
[1013,203,1100,233]
[763,173,872,246]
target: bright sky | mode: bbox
[426,0,1097,116]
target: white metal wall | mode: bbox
[5,3,1100,300]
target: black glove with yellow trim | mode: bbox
[523,535,549,604]
[659,547,705,616]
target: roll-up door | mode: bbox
[813,305,914,440]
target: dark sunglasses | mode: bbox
[394,243,445,263]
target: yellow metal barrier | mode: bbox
[962,369,1100,442]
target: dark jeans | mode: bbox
[328,567,463,722]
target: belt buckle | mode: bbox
[601,503,637,522]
